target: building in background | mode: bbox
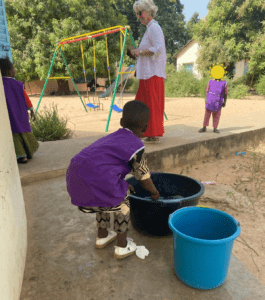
[173,39,249,79]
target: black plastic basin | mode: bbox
[126,172,205,236]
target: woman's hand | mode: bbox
[129,184,136,194]
[151,190,160,200]
[30,110,36,121]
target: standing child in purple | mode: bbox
[66,100,160,259]
[0,57,38,164]
[199,79,228,133]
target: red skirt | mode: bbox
[135,76,165,137]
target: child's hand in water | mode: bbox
[128,184,136,194]
[151,190,160,200]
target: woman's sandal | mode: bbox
[144,137,160,143]
[17,157,28,164]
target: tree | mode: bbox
[140,0,188,61]
[110,0,140,42]
[246,21,265,79]
[193,0,265,80]
[6,0,128,94]
[186,12,200,40]
[112,0,189,64]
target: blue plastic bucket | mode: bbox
[168,207,241,290]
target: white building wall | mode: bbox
[176,42,202,79]
[234,60,246,78]
[0,73,27,299]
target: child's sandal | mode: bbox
[114,238,137,259]
[17,157,28,164]
[95,230,117,249]
[198,127,206,133]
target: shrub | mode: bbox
[126,77,139,93]
[229,84,249,99]
[30,103,74,141]
[233,75,248,86]
[256,75,265,96]
[199,77,210,98]
[165,66,200,97]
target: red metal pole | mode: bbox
[59,27,126,45]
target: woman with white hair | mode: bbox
[130,0,167,143]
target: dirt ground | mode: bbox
[169,142,265,285]
[28,92,265,139]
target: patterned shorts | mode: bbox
[78,190,130,233]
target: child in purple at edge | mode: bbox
[66,100,160,259]
[199,79,228,133]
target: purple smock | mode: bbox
[2,77,31,133]
[206,80,227,112]
[66,128,145,207]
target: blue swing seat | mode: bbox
[87,103,99,109]
[112,104,123,113]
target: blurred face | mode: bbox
[135,10,152,26]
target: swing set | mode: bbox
[35,25,168,132]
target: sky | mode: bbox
[181,0,210,22]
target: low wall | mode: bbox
[20,127,265,186]
[24,66,134,95]
[147,128,265,172]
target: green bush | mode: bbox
[233,75,248,86]
[30,103,74,141]
[126,77,139,93]
[165,66,200,97]
[229,84,249,99]
[199,77,210,98]
[256,75,265,96]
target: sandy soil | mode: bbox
[168,142,265,285]
[28,93,265,139]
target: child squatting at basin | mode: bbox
[66,100,160,259]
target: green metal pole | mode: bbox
[59,48,88,112]
[35,49,58,114]
[128,30,168,121]
[128,30,137,48]
[105,28,128,132]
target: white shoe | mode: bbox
[114,238,137,259]
[95,230,117,249]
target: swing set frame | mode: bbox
[35,25,168,132]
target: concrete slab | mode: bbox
[20,177,265,300]
[19,109,265,186]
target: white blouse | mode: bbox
[136,19,167,80]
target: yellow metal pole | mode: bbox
[120,32,123,108]
[81,42,91,111]
[105,35,112,100]
[93,39,98,107]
